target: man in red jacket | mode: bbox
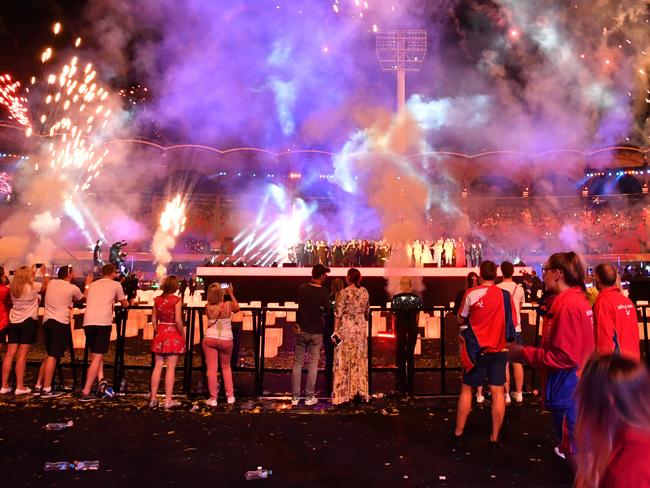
[593,263,640,361]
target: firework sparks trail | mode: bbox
[153,194,187,281]
[36,48,115,191]
[0,74,32,128]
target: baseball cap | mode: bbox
[311,264,331,278]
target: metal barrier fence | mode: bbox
[29,301,650,396]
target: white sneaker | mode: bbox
[476,394,485,404]
[205,398,218,407]
[0,387,12,395]
[15,387,32,396]
[291,398,300,406]
[513,392,523,404]
[304,396,318,406]
[505,394,512,405]
[227,396,236,405]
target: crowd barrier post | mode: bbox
[182,306,196,394]
[256,309,267,396]
[642,306,650,365]
[195,308,207,394]
[367,312,373,395]
[440,308,448,395]
[82,340,90,386]
[112,307,127,392]
[530,305,542,390]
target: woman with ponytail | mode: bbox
[508,251,595,459]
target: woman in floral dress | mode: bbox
[332,268,369,405]
[150,276,185,409]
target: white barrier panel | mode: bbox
[71,328,86,349]
[242,313,254,331]
[143,322,154,341]
[426,316,441,339]
[264,328,283,358]
[265,311,276,326]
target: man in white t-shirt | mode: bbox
[80,263,128,401]
[497,261,525,404]
[40,266,93,398]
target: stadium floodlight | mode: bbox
[376,30,427,115]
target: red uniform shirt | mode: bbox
[522,287,594,372]
[0,284,10,330]
[460,284,517,353]
[593,287,640,361]
[600,427,650,488]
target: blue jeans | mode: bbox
[292,332,322,398]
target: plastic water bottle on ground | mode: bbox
[44,420,74,431]
[44,462,72,471]
[73,460,100,471]
[245,467,272,480]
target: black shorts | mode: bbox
[0,327,7,343]
[44,319,71,358]
[6,318,38,345]
[463,351,507,387]
[84,326,111,354]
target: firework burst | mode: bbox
[153,194,188,281]
[0,74,32,128]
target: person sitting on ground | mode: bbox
[40,265,93,398]
[1,265,49,395]
[202,282,240,407]
[593,263,640,361]
[391,276,423,396]
[332,268,370,405]
[80,263,128,401]
[508,252,595,460]
[149,275,186,409]
[574,354,650,488]
[454,261,517,446]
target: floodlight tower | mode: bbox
[376,30,427,116]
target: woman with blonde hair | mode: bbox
[391,276,423,395]
[150,275,185,409]
[575,354,650,487]
[202,282,239,407]
[1,265,49,395]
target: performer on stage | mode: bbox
[433,239,443,268]
[455,237,466,267]
[93,240,103,272]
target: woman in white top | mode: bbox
[202,283,239,407]
[1,265,49,395]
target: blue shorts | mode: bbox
[463,351,507,387]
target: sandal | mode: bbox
[164,400,182,409]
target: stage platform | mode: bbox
[196,266,532,306]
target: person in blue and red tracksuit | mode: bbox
[454,260,518,446]
[508,251,595,460]
[593,263,640,362]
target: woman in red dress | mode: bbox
[149,276,186,409]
